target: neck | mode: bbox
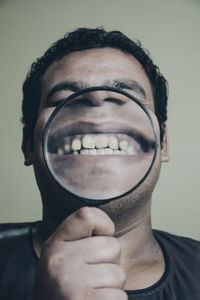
[115,214,164,290]
[100,198,165,290]
[117,213,156,268]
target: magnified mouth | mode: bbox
[48,121,155,156]
[45,120,156,200]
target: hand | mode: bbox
[34,207,127,300]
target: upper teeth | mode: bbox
[55,134,138,156]
[82,135,96,149]
[95,134,109,149]
[71,139,82,151]
[119,140,128,151]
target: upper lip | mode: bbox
[47,119,155,152]
[52,119,142,135]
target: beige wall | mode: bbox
[0,0,199,239]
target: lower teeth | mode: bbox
[70,148,132,155]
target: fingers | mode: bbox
[43,235,121,267]
[52,207,115,241]
[85,263,126,289]
[82,236,121,264]
[36,207,126,300]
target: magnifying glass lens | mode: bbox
[43,87,157,204]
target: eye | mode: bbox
[48,90,74,107]
[50,99,65,107]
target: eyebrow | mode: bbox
[46,81,86,101]
[46,79,146,102]
[106,80,146,98]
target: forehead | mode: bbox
[41,47,154,108]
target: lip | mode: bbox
[46,119,155,153]
[49,119,143,135]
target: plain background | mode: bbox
[0,0,199,239]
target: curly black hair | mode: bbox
[22,27,168,145]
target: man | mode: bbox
[0,28,199,300]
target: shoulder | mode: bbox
[0,223,38,299]
[0,222,35,239]
[153,229,200,268]
[0,222,39,268]
[0,222,39,259]
[153,229,200,251]
[0,222,40,244]
[152,230,200,298]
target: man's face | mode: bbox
[27,48,168,221]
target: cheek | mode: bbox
[32,108,55,167]
[148,111,161,148]
[34,109,54,147]
[32,109,60,196]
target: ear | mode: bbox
[161,123,170,162]
[21,127,33,166]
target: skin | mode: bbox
[22,48,170,299]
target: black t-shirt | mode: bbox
[0,222,199,300]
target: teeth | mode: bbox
[82,135,95,149]
[88,149,97,155]
[58,148,64,155]
[127,145,136,155]
[104,148,113,155]
[80,148,122,155]
[95,134,108,149]
[96,149,105,155]
[113,150,121,154]
[120,150,126,155]
[80,149,89,155]
[64,144,71,153]
[56,134,138,156]
[119,140,128,151]
[71,139,81,151]
[108,136,118,150]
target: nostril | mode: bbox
[81,91,127,106]
[83,92,106,106]
[67,90,129,107]
[104,98,125,105]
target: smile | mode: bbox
[49,133,142,156]
[46,120,155,157]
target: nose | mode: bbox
[78,90,128,106]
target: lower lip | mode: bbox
[46,153,153,200]
[48,153,143,169]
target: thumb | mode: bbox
[52,207,115,242]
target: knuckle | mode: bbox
[99,236,121,260]
[103,264,126,287]
[76,207,95,225]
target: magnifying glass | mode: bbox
[43,86,158,206]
